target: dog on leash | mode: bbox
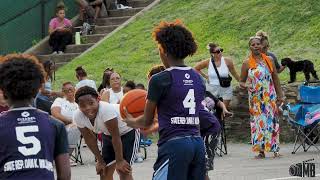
[281,57,319,83]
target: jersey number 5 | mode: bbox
[16,126,41,156]
[183,89,196,114]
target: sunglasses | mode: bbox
[63,88,74,93]
[212,48,223,54]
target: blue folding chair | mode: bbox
[282,83,320,154]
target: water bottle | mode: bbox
[75,32,81,45]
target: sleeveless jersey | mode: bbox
[157,67,205,145]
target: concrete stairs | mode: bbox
[34,0,154,67]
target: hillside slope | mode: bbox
[54,0,320,88]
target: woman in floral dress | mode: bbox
[239,36,284,158]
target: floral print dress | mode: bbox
[247,61,279,152]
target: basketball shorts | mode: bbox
[102,129,140,166]
[152,136,206,180]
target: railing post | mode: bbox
[40,0,46,38]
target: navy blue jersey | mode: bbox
[0,107,68,180]
[148,67,205,145]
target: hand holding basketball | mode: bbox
[120,89,147,119]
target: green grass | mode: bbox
[53,0,320,89]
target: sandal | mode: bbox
[255,152,265,159]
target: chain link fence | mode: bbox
[0,0,78,54]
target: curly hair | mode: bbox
[147,64,166,79]
[152,20,197,60]
[75,86,98,103]
[0,54,45,101]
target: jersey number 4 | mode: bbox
[183,89,196,114]
[16,126,41,156]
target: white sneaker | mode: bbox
[52,51,58,55]
[117,4,132,9]
[58,51,64,54]
[135,157,143,163]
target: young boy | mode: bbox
[73,86,139,180]
[0,54,70,179]
[125,20,211,180]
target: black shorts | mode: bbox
[102,129,140,166]
[203,134,218,171]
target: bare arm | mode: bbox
[124,100,156,129]
[240,60,249,82]
[239,60,249,88]
[194,59,210,80]
[51,107,72,125]
[100,90,110,103]
[48,26,56,35]
[78,127,104,163]
[225,57,240,82]
[55,153,71,180]
[105,118,131,174]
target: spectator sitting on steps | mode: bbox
[76,0,107,24]
[48,4,72,55]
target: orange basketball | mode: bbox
[120,89,147,119]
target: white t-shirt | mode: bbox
[75,79,97,90]
[73,101,132,135]
[51,97,78,120]
[108,88,123,104]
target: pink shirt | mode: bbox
[49,17,72,30]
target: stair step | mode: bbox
[82,34,106,44]
[37,53,81,63]
[128,0,153,8]
[96,16,131,26]
[93,25,118,34]
[55,62,69,68]
[65,43,94,53]
[107,7,144,17]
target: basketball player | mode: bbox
[0,54,70,179]
[73,86,139,180]
[124,20,210,180]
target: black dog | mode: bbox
[281,57,319,83]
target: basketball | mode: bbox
[120,89,147,119]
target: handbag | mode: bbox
[211,56,232,88]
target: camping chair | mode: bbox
[139,138,152,160]
[282,83,320,154]
[204,91,227,157]
[214,105,227,156]
[70,135,84,165]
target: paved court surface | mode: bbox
[66,143,320,180]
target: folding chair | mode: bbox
[204,91,227,156]
[70,135,84,165]
[282,83,320,154]
[214,107,227,156]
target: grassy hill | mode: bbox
[53,0,320,89]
